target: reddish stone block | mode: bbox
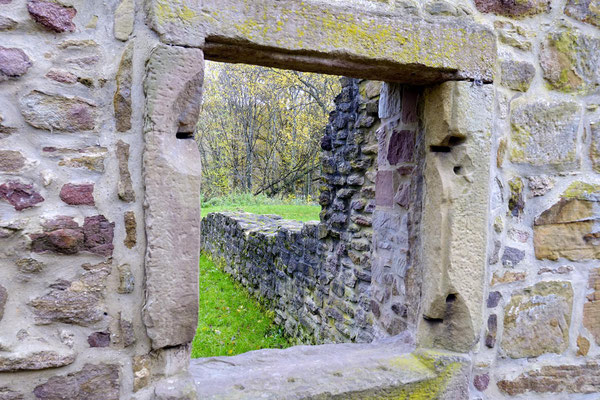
[87,332,110,348]
[31,229,84,254]
[82,215,114,256]
[394,182,411,208]
[60,183,94,206]
[474,374,490,391]
[376,171,397,207]
[0,47,32,81]
[387,130,415,165]
[402,87,419,124]
[27,0,76,33]
[0,181,44,211]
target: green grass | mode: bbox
[201,193,321,222]
[191,254,293,358]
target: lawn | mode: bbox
[202,204,320,222]
[201,193,321,222]
[191,254,293,358]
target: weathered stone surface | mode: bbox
[0,150,25,172]
[42,146,107,172]
[87,331,110,347]
[27,0,76,33]
[120,316,135,347]
[154,374,197,399]
[143,45,203,350]
[419,82,493,353]
[21,91,97,132]
[494,21,532,51]
[540,27,600,94]
[375,170,398,207]
[124,211,136,248]
[485,314,497,348]
[31,215,114,256]
[491,270,526,286]
[46,69,77,84]
[510,100,581,169]
[0,285,6,322]
[29,261,110,326]
[577,335,590,356]
[60,183,94,206]
[117,263,134,294]
[487,291,502,308]
[0,16,17,31]
[497,362,600,395]
[502,281,573,358]
[475,0,550,17]
[0,181,44,211]
[147,0,496,83]
[502,247,525,268]
[116,140,135,202]
[114,44,133,132]
[114,0,134,40]
[33,364,119,400]
[0,388,23,400]
[565,0,600,29]
[474,374,490,392]
[508,177,524,217]
[534,182,600,260]
[0,349,75,372]
[500,60,535,92]
[16,258,44,275]
[0,47,32,81]
[528,175,554,197]
[387,130,414,165]
[583,268,600,344]
[133,355,151,391]
[192,344,469,400]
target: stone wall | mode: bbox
[1,0,600,398]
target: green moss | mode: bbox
[563,181,600,199]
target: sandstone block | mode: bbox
[583,268,600,345]
[0,285,6,323]
[534,182,600,260]
[0,47,32,81]
[0,350,75,372]
[475,0,550,17]
[27,0,76,32]
[498,362,600,395]
[60,183,94,206]
[29,261,111,326]
[510,100,581,169]
[42,146,107,172]
[500,60,535,92]
[0,181,44,211]
[124,211,136,248]
[114,0,134,41]
[565,0,600,28]
[494,21,532,51]
[133,355,151,392]
[540,27,600,94]
[114,44,133,132]
[33,364,119,400]
[116,140,135,202]
[375,171,398,207]
[21,91,97,132]
[117,263,134,294]
[45,69,77,84]
[502,281,572,358]
[0,16,18,31]
[508,177,524,217]
[0,150,25,172]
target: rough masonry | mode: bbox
[0,0,598,398]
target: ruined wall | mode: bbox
[0,0,197,398]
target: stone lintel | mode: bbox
[145,0,496,84]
